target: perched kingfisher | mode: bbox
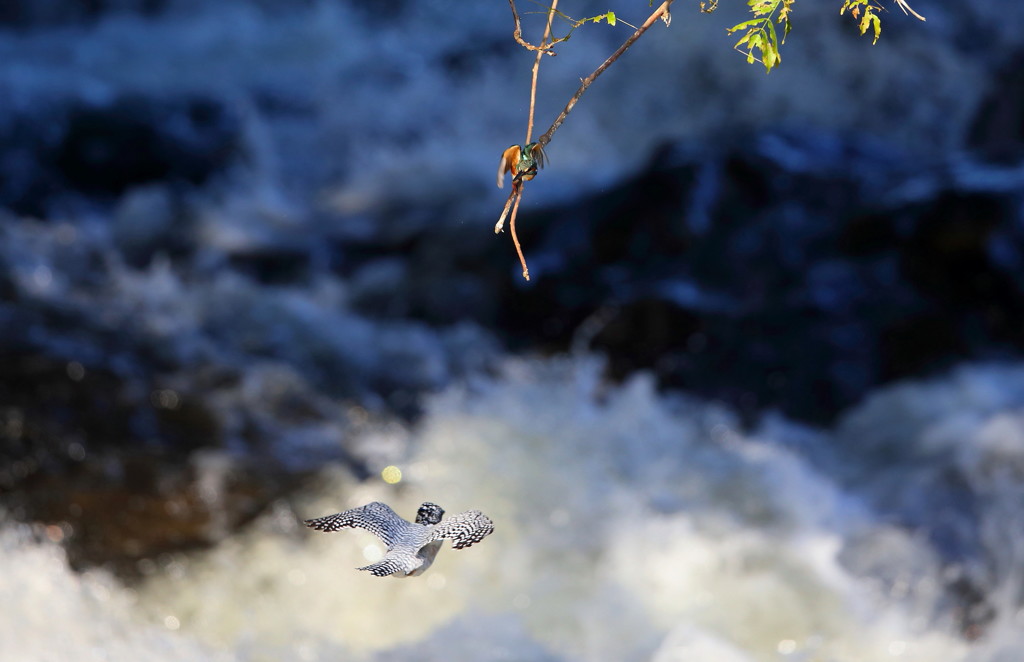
[497,142,547,191]
[304,501,494,578]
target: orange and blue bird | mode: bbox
[494,141,547,235]
[497,142,547,193]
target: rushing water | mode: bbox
[4,358,1024,662]
[4,2,1024,660]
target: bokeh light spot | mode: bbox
[381,465,402,484]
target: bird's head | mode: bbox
[415,502,445,525]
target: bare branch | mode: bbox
[494,189,517,233]
[508,0,557,55]
[895,0,926,21]
[501,0,673,280]
[537,0,674,149]
[509,192,529,280]
[526,0,559,144]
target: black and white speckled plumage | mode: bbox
[304,501,494,577]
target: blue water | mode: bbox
[3,2,1024,660]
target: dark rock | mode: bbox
[0,300,367,574]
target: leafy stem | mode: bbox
[729,0,925,72]
[727,0,794,73]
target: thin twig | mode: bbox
[895,0,926,21]
[494,189,517,233]
[501,0,671,280]
[537,0,673,149]
[526,0,559,144]
[508,0,557,55]
[508,191,529,280]
[500,0,558,279]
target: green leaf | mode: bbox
[606,11,616,26]
[727,19,765,34]
[747,33,763,63]
[729,0,795,73]
[759,35,779,72]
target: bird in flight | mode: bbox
[494,141,547,235]
[497,142,547,193]
[305,501,494,577]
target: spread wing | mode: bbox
[429,510,494,550]
[530,142,547,170]
[357,551,421,577]
[304,501,408,548]
[497,144,520,189]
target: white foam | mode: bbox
[5,359,1024,661]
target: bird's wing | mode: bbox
[357,551,421,577]
[429,510,495,550]
[530,142,547,170]
[304,502,407,548]
[497,144,520,189]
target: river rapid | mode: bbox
[3,2,1024,661]
[4,359,1024,662]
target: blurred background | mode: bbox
[2,1,1024,660]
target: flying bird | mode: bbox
[305,501,494,577]
[497,142,547,191]
[495,141,548,234]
